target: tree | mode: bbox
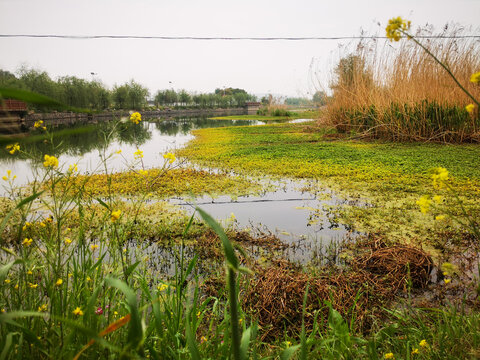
[127,80,149,110]
[113,84,129,109]
[312,91,327,106]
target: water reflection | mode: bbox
[0,116,262,187]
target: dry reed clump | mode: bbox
[326,25,480,142]
[242,242,433,340]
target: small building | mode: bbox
[0,99,28,135]
[245,102,261,115]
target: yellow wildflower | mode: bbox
[55,278,63,286]
[14,284,18,289]
[1,309,5,313]
[411,348,419,355]
[43,154,59,168]
[157,283,168,292]
[139,169,148,176]
[34,120,47,130]
[111,210,122,222]
[27,270,33,275]
[68,273,73,278]
[134,149,144,159]
[130,112,142,124]
[444,278,451,284]
[441,262,458,276]
[419,339,428,348]
[435,215,446,221]
[466,104,475,113]
[416,196,431,214]
[163,152,176,164]
[386,17,411,42]
[6,143,20,155]
[384,353,394,359]
[470,72,480,83]
[38,304,48,312]
[68,163,78,173]
[86,276,92,282]
[116,149,122,154]
[64,238,72,245]
[4,279,11,284]
[22,238,33,247]
[90,244,99,251]
[28,282,38,289]
[72,307,84,316]
[431,167,448,188]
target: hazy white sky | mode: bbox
[1,0,479,97]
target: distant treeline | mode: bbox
[0,67,257,111]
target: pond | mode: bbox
[0,116,355,263]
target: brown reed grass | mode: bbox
[327,25,480,142]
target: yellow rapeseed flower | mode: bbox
[22,238,33,247]
[111,210,122,222]
[134,149,144,159]
[384,353,394,359]
[163,152,176,164]
[431,167,448,188]
[6,143,20,155]
[416,196,431,214]
[68,163,78,173]
[43,154,59,168]
[470,72,480,83]
[386,17,411,42]
[34,120,47,130]
[130,112,142,124]
[73,307,84,316]
[55,278,63,286]
[465,104,475,114]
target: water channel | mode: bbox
[0,116,355,264]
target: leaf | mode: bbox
[182,212,196,237]
[124,261,141,278]
[0,87,91,113]
[185,316,201,360]
[196,207,238,269]
[105,278,143,352]
[0,332,15,360]
[95,197,110,210]
[240,327,252,360]
[280,344,301,360]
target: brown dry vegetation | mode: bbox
[327,25,480,142]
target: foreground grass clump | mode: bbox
[178,123,480,247]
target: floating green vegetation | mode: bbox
[179,122,480,249]
[62,168,262,198]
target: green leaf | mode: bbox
[105,278,144,353]
[185,316,201,360]
[182,212,196,237]
[125,261,141,278]
[0,87,91,113]
[95,197,110,210]
[240,327,252,360]
[0,332,15,360]
[280,344,301,360]
[196,207,238,269]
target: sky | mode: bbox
[0,0,479,98]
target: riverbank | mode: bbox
[21,107,247,128]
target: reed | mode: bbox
[327,25,480,142]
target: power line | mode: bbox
[0,34,479,41]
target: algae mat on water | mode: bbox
[178,123,480,248]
